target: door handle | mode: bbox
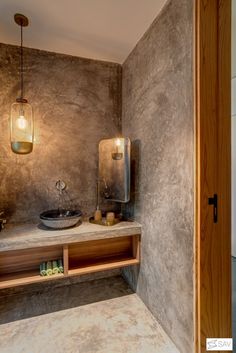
[208,194,218,223]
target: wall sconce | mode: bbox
[10,14,34,154]
[112,138,123,160]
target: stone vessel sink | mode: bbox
[40,209,82,229]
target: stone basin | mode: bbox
[40,209,82,229]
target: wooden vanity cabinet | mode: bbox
[0,234,140,289]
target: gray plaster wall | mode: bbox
[0,43,121,222]
[122,1,194,352]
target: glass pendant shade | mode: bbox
[10,99,34,154]
[10,13,34,154]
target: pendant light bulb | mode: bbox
[17,114,27,130]
[10,13,34,155]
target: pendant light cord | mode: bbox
[20,20,24,100]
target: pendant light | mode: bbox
[10,14,34,154]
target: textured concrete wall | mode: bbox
[122,1,194,352]
[0,43,121,222]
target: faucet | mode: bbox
[98,178,110,199]
[0,211,6,231]
[95,178,111,212]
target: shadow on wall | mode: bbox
[124,139,141,221]
[122,139,141,291]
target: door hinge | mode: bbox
[208,194,218,223]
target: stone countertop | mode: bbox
[0,221,142,253]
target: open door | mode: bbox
[195,0,232,352]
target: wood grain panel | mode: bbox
[68,236,133,269]
[132,234,140,260]
[195,0,231,351]
[0,246,63,274]
[63,245,69,275]
[68,258,139,277]
[0,271,64,289]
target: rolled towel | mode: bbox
[52,260,59,274]
[58,259,64,273]
[46,261,53,276]
[40,262,47,276]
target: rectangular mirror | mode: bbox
[99,137,130,203]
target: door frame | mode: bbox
[195,0,232,352]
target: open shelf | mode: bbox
[0,245,64,289]
[0,270,64,289]
[68,235,140,275]
[0,234,140,289]
[68,254,139,276]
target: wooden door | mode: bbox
[195,0,231,352]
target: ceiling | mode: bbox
[0,0,167,63]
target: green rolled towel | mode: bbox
[40,262,47,276]
[58,259,64,273]
[52,260,59,274]
[46,261,53,276]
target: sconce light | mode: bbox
[10,14,34,154]
[112,138,123,160]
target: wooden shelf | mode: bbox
[0,270,64,289]
[69,255,139,276]
[68,259,139,276]
[0,234,140,289]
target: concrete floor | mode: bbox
[233,257,236,352]
[0,276,179,353]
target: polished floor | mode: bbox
[233,257,236,352]
[0,276,179,353]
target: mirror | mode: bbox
[99,137,130,203]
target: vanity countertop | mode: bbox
[0,221,142,253]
